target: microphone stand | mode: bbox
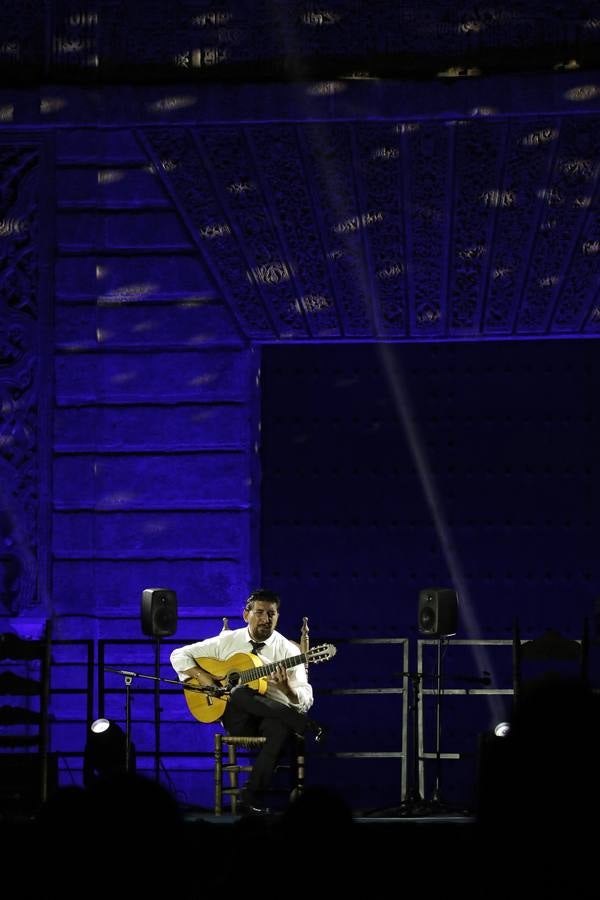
[395,671,430,815]
[124,671,132,773]
[154,639,161,783]
[104,667,227,776]
[104,666,226,693]
[365,671,429,817]
[362,653,490,818]
[430,637,446,810]
[427,639,490,813]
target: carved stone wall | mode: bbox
[52,127,258,638]
[0,141,44,615]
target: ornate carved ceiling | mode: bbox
[1,2,600,342]
[1,1,600,82]
[143,113,600,341]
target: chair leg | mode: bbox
[228,742,239,814]
[214,732,223,816]
[297,743,305,794]
[290,736,305,802]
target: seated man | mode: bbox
[170,588,324,814]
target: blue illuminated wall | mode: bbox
[52,128,260,636]
[0,127,263,802]
[261,340,600,637]
[260,340,600,809]
[1,76,600,811]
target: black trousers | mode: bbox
[221,687,308,798]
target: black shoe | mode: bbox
[237,801,271,817]
[304,719,327,744]
[237,790,271,816]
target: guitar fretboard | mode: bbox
[240,653,307,684]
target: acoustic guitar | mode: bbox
[183,643,337,723]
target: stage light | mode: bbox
[91,717,110,734]
[83,718,135,786]
[494,721,511,738]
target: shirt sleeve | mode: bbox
[273,637,314,713]
[170,634,228,681]
[287,663,314,714]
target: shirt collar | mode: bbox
[245,627,275,647]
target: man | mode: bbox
[170,588,325,814]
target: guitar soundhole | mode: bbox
[227,671,241,689]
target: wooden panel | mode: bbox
[52,510,251,557]
[53,452,251,508]
[54,300,243,349]
[54,403,249,451]
[55,254,215,298]
[55,349,254,403]
[57,209,191,249]
[57,165,169,206]
[53,558,244,611]
[55,129,146,162]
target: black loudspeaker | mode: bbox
[141,588,178,637]
[418,587,458,635]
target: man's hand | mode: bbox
[269,663,299,701]
[182,665,218,688]
[269,663,289,687]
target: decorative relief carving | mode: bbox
[550,119,600,331]
[247,124,340,337]
[1,2,598,77]
[146,114,599,345]
[0,145,40,614]
[518,117,600,332]
[300,123,372,336]
[483,118,558,332]
[449,120,502,331]
[144,127,273,336]
[357,124,408,336]
[197,126,307,338]
[403,123,448,334]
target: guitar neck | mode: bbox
[240,653,307,685]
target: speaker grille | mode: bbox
[418,587,458,635]
[419,599,437,632]
[141,588,178,637]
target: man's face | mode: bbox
[244,601,279,640]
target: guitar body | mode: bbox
[181,642,336,724]
[184,652,266,723]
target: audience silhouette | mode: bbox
[476,673,600,893]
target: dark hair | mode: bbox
[245,588,281,611]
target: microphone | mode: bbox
[204,684,229,697]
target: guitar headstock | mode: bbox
[306,643,337,663]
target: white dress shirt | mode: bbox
[170,626,314,713]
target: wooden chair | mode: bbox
[513,619,589,703]
[214,616,309,815]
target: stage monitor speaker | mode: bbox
[418,587,458,635]
[141,588,178,637]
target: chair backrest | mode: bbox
[513,619,589,701]
[300,617,309,669]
